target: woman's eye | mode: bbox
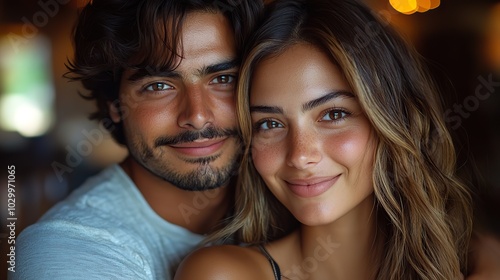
[210,75,235,84]
[321,109,348,121]
[257,120,283,130]
[144,82,172,92]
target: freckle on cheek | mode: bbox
[252,145,276,171]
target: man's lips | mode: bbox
[168,137,228,157]
[285,175,340,198]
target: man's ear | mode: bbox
[108,100,121,123]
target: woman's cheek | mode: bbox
[251,141,282,177]
[325,129,366,165]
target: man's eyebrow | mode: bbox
[197,59,239,76]
[126,59,239,82]
[302,90,354,112]
[127,68,181,82]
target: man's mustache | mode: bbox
[154,127,239,147]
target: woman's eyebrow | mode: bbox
[302,90,354,112]
[249,90,354,114]
[249,105,284,114]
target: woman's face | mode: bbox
[250,43,377,226]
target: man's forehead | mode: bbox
[122,10,237,82]
[180,11,235,52]
[182,10,229,29]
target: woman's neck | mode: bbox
[273,195,383,280]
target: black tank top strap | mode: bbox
[258,244,282,280]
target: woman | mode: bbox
[174,0,473,279]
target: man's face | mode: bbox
[112,11,241,191]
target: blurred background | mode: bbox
[0,0,499,276]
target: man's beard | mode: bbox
[129,127,241,191]
[154,156,238,191]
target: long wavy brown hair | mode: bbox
[209,0,473,278]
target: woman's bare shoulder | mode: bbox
[466,231,500,279]
[174,244,273,280]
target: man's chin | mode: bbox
[157,164,235,192]
[180,155,220,165]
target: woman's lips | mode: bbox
[169,137,227,157]
[285,175,340,198]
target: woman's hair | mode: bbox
[65,0,263,145]
[211,0,474,278]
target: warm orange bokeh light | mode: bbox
[429,0,440,9]
[417,0,431,12]
[390,0,440,15]
[390,0,418,15]
[483,3,500,71]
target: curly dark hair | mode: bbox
[65,0,263,145]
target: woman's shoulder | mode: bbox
[466,231,500,279]
[174,244,274,280]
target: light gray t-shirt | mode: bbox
[12,164,204,280]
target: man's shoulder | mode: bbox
[14,217,152,280]
[13,165,153,279]
[40,164,134,221]
[13,164,205,280]
[64,163,130,201]
[18,164,142,249]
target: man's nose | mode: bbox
[177,86,215,130]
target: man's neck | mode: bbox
[120,157,233,235]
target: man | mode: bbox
[13,0,262,279]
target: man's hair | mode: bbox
[65,0,263,145]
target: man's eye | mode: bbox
[211,75,235,84]
[144,82,172,91]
